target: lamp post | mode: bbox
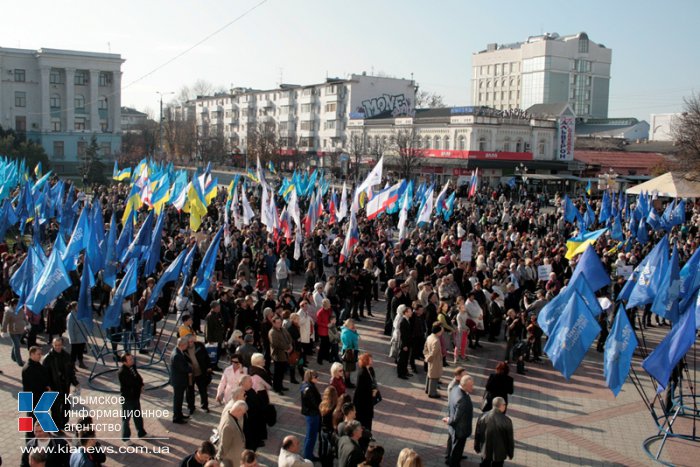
[156,91,174,158]
[515,162,528,202]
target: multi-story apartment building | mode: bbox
[0,47,123,172]
[471,32,612,118]
[190,73,415,162]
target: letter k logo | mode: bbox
[18,392,59,432]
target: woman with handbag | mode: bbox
[353,352,379,432]
[284,312,304,384]
[482,361,514,413]
[340,319,359,389]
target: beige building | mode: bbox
[471,32,612,118]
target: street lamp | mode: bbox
[514,162,528,202]
[156,91,174,158]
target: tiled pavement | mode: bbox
[1,299,699,466]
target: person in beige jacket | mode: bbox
[424,324,444,399]
[2,298,26,366]
[216,400,247,467]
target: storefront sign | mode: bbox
[423,150,533,161]
[558,117,575,160]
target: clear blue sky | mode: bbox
[2,0,698,121]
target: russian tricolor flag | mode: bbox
[365,180,406,220]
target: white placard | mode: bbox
[460,241,473,262]
[537,265,552,281]
[617,265,633,279]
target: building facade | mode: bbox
[471,32,612,119]
[189,73,415,160]
[649,113,680,141]
[121,106,148,133]
[347,106,566,184]
[0,47,123,172]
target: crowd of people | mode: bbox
[2,163,697,467]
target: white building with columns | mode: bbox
[0,47,123,172]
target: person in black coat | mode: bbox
[353,353,378,432]
[42,337,78,432]
[397,306,413,379]
[482,362,514,413]
[169,336,192,423]
[445,375,474,467]
[185,335,213,414]
[118,353,147,441]
[21,346,51,438]
[300,370,322,460]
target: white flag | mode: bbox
[357,155,383,193]
[337,182,348,222]
[417,187,434,226]
[288,189,301,228]
[231,185,242,229]
[398,192,409,240]
[241,186,255,225]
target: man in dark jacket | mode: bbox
[337,421,364,467]
[205,300,226,367]
[185,334,213,414]
[42,337,78,431]
[20,420,70,467]
[170,336,193,424]
[397,305,413,379]
[474,397,515,467]
[118,352,147,441]
[445,374,474,467]
[22,346,51,438]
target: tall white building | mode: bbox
[0,47,123,172]
[190,73,415,162]
[471,32,612,118]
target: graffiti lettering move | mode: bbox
[360,94,414,118]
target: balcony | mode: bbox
[299,93,316,104]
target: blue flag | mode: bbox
[102,259,138,330]
[179,245,198,296]
[647,206,662,231]
[193,227,224,300]
[642,296,697,390]
[11,247,46,308]
[599,191,611,224]
[145,248,187,311]
[116,209,134,259]
[538,274,602,336]
[24,248,72,314]
[62,206,90,272]
[144,213,165,277]
[652,244,681,323]
[103,213,119,288]
[77,260,95,323]
[544,291,601,380]
[680,246,700,310]
[604,305,638,396]
[611,212,624,241]
[87,202,106,273]
[569,247,611,293]
[121,211,154,263]
[627,235,670,309]
[670,199,686,227]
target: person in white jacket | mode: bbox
[275,252,290,296]
[278,435,313,467]
[297,301,315,359]
[216,354,248,404]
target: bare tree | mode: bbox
[191,79,215,98]
[415,89,446,109]
[673,93,700,169]
[369,135,388,163]
[347,131,366,182]
[247,122,280,167]
[394,128,424,180]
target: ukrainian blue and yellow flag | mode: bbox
[565,228,607,260]
[585,180,592,196]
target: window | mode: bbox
[326,85,337,95]
[325,102,337,113]
[301,103,312,113]
[100,142,111,155]
[444,136,450,150]
[279,121,288,131]
[424,136,430,148]
[433,136,441,150]
[503,137,511,152]
[75,117,86,130]
[299,137,314,147]
[579,37,589,53]
[538,139,546,157]
[478,136,487,151]
[15,116,26,132]
[53,141,64,158]
[100,121,108,132]
[324,120,336,130]
[302,88,312,96]
[14,69,25,82]
[15,91,26,107]
[457,135,466,150]
[50,70,63,84]
[586,76,592,86]
[77,141,86,156]
[51,119,61,132]
[501,91,506,100]
[75,95,86,111]
[99,72,112,86]
[98,96,108,110]
[50,94,61,108]
[300,120,313,131]
[74,71,88,85]
[516,139,522,152]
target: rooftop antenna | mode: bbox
[107,41,111,53]
[371,65,374,76]
[278,67,283,86]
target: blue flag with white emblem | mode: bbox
[62,206,90,272]
[145,248,187,311]
[652,244,681,323]
[627,235,669,309]
[538,273,602,336]
[642,294,697,390]
[24,248,72,314]
[102,259,138,330]
[544,291,601,380]
[569,246,611,293]
[604,305,638,396]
